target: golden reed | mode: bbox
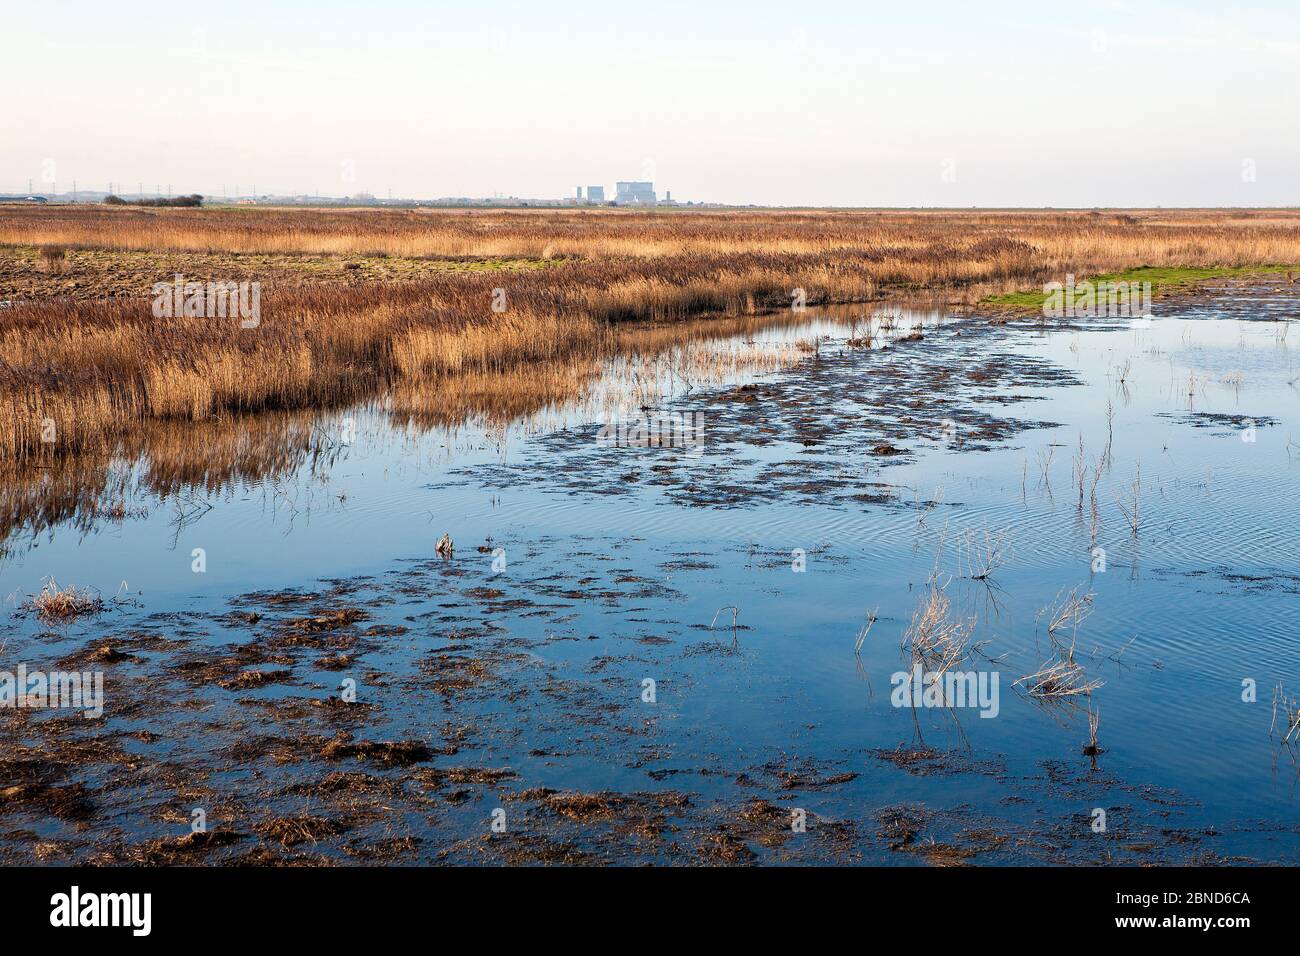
[2,205,1299,462]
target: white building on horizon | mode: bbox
[614,181,656,205]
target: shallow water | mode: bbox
[3,288,1299,864]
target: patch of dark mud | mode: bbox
[321,732,433,767]
[0,781,96,821]
[0,441,1255,868]
[1156,410,1279,435]
[738,756,862,791]
[432,321,1076,510]
[1154,565,1300,596]
[871,799,1223,866]
[870,745,1008,778]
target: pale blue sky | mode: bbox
[3,0,1298,205]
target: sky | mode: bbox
[2,0,1298,206]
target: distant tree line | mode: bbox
[104,194,204,207]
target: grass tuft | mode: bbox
[25,577,105,620]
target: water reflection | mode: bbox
[3,307,913,553]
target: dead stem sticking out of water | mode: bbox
[1270,683,1300,748]
[1015,651,1102,703]
[855,607,879,654]
[1019,589,1103,704]
[1083,703,1103,757]
[963,529,1007,581]
[1043,586,1095,641]
[901,576,976,674]
[710,605,741,648]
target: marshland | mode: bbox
[2,205,1300,864]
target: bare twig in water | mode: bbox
[1083,701,1103,758]
[964,529,1008,581]
[1042,585,1095,643]
[1115,463,1141,536]
[1271,683,1300,746]
[1104,398,1116,465]
[898,573,985,749]
[901,575,976,675]
[1036,444,1056,491]
[1015,642,1103,703]
[1021,586,1102,706]
[1116,358,1133,387]
[1072,436,1086,513]
[710,605,740,648]
[915,485,945,529]
[1106,635,1137,663]
[854,606,878,690]
[1088,457,1104,544]
[854,606,878,654]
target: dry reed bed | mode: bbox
[4,206,1300,462]
[5,205,1300,264]
[0,310,851,545]
[0,253,870,460]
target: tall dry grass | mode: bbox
[0,308,841,545]
[3,205,1299,462]
[5,205,1300,266]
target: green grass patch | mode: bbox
[984,264,1297,311]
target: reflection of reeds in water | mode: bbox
[0,258,866,461]
[388,311,822,430]
[0,455,132,545]
[0,410,328,547]
[0,312,845,549]
[139,413,327,497]
[388,359,605,433]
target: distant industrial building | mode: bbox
[614,181,656,205]
[566,181,675,205]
